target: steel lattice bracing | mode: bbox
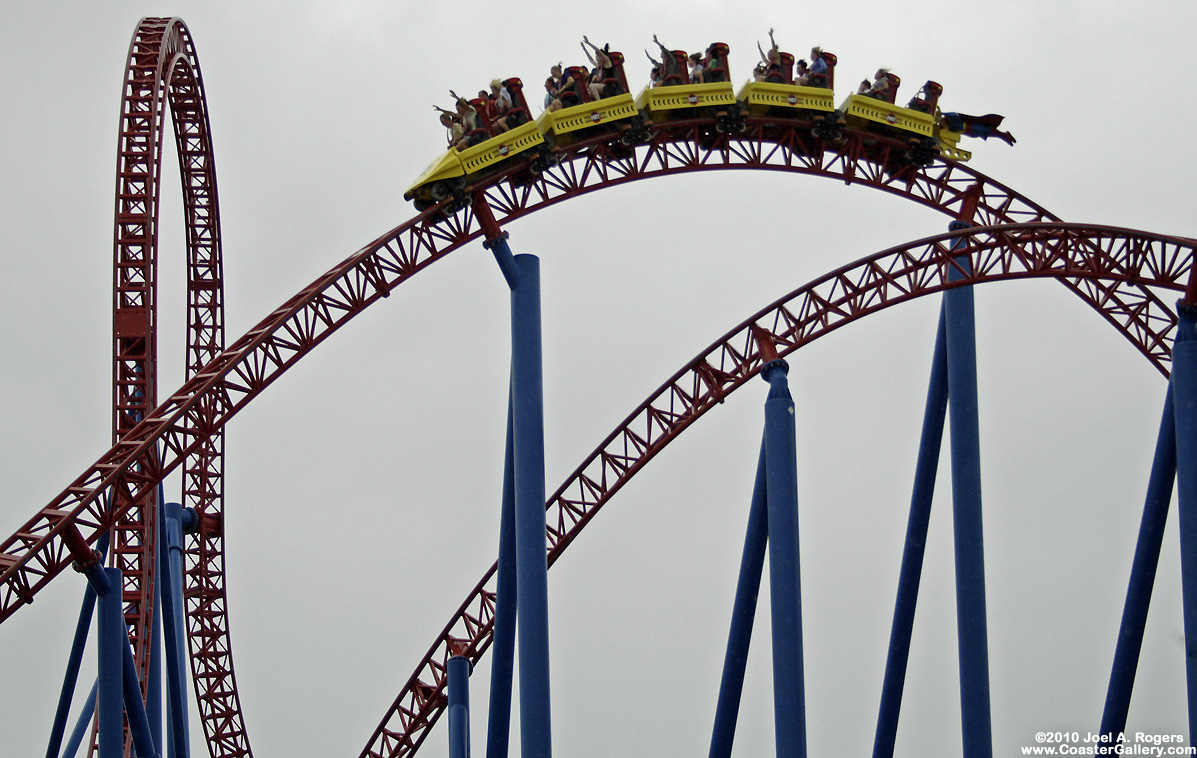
[3,19,1195,755]
[479,121,1053,229]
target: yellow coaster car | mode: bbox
[737,50,838,115]
[839,76,970,166]
[934,119,969,162]
[636,80,737,116]
[737,79,836,114]
[636,43,742,131]
[735,50,843,140]
[536,54,646,148]
[538,92,639,143]
[405,78,546,211]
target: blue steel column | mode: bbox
[160,503,191,758]
[943,221,992,758]
[121,628,160,757]
[709,440,770,758]
[1100,391,1176,740]
[510,253,552,758]
[1171,301,1197,735]
[46,535,110,758]
[89,557,157,758]
[486,396,517,758]
[62,681,99,758]
[448,655,473,758]
[46,586,98,758]
[148,558,163,754]
[485,224,552,758]
[762,358,807,758]
[148,485,166,753]
[97,566,124,758]
[873,305,950,758]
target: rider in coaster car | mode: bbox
[757,28,782,83]
[581,36,620,99]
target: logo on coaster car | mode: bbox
[498,145,510,156]
[787,95,798,105]
[590,111,602,123]
[886,114,897,124]
[688,94,699,105]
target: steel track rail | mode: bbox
[105,16,244,757]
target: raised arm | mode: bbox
[583,36,612,70]
[761,28,779,64]
[580,41,598,68]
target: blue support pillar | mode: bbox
[873,305,950,758]
[97,567,124,758]
[47,534,111,758]
[762,359,807,758]
[76,549,158,758]
[62,681,98,758]
[486,396,517,758]
[148,564,163,755]
[510,253,552,758]
[943,221,992,758]
[709,439,770,758]
[1100,391,1176,739]
[159,503,190,758]
[148,487,166,754]
[485,225,551,758]
[449,655,473,758]
[1171,302,1197,735]
[121,627,160,757]
[47,586,98,758]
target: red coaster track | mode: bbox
[1,17,1192,758]
[111,16,242,757]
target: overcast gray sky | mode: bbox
[2,1,1195,756]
